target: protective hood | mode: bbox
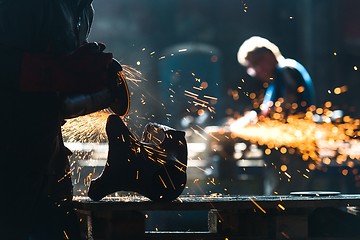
[0,0,94,54]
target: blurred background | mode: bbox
[89,0,359,124]
[65,0,360,231]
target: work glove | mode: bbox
[55,43,130,118]
[20,42,114,93]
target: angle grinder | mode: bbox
[62,58,130,119]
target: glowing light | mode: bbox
[249,93,256,99]
[200,82,209,89]
[280,147,287,154]
[215,112,360,170]
[243,2,248,12]
[204,95,218,101]
[62,110,111,143]
[297,86,305,93]
[159,175,167,188]
[334,88,341,95]
[325,101,332,108]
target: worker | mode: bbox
[237,36,316,116]
[0,1,118,239]
[0,2,187,238]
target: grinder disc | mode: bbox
[109,70,130,117]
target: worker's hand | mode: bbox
[20,42,114,93]
[58,42,114,92]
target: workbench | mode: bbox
[73,193,360,239]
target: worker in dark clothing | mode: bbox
[0,1,187,239]
[0,1,116,239]
[237,36,316,116]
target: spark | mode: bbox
[193,86,203,91]
[190,127,208,141]
[248,197,267,214]
[193,99,209,106]
[122,64,144,83]
[284,172,292,179]
[62,110,110,143]
[163,166,176,190]
[63,231,69,239]
[175,159,187,168]
[242,1,248,12]
[218,111,359,169]
[174,164,186,173]
[204,95,218,101]
[158,175,167,189]
[278,204,286,211]
[196,125,220,141]
[58,168,75,183]
[209,178,216,185]
[281,232,290,239]
[184,90,199,97]
[190,99,207,108]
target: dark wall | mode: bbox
[89,0,359,127]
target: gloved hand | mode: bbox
[56,43,130,118]
[20,42,114,93]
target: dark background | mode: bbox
[89,0,360,128]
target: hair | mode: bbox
[237,36,284,67]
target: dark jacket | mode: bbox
[0,0,94,172]
[0,0,94,238]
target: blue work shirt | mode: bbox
[261,58,316,115]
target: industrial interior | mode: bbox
[59,0,360,238]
